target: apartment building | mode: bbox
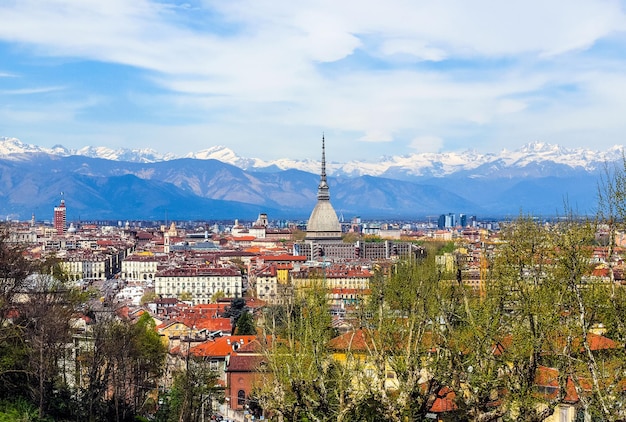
[155,265,242,305]
[122,252,166,282]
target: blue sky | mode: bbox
[1,0,626,161]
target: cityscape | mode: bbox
[2,1,626,421]
[0,137,623,421]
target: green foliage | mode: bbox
[166,360,222,422]
[437,241,456,254]
[229,257,247,274]
[224,297,248,333]
[235,310,256,335]
[259,211,626,421]
[140,290,157,305]
[291,229,306,242]
[364,254,449,421]
[75,314,168,422]
[0,398,50,422]
[178,291,193,301]
[211,290,225,303]
[341,232,360,244]
[258,284,348,421]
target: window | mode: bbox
[237,390,246,406]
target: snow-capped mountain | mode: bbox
[496,142,624,170]
[0,136,618,220]
[0,136,623,178]
[0,137,49,155]
[181,141,624,178]
[0,137,176,163]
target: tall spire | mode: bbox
[306,133,342,243]
[317,134,330,200]
[321,133,326,181]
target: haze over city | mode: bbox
[1,0,626,161]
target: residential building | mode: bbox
[122,252,164,282]
[155,265,242,305]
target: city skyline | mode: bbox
[1,1,626,161]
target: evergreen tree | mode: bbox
[235,310,256,335]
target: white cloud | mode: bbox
[409,136,444,153]
[497,99,527,115]
[0,0,625,158]
[379,39,447,62]
[0,86,65,95]
[359,130,393,143]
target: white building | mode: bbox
[122,253,162,282]
[155,266,242,305]
[59,252,112,281]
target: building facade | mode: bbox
[155,266,242,305]
[54,199,66,235]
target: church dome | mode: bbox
[306,201,341,236]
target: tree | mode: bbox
[16,256,86,420]
[140,290,157,305]
[290,229,306,242]
[341,232,359,244]
[257,282,360,422]
[178,291,192,302]
[361,250,451,421]
[0,225,35,396]
[443,216,583,422]
[593,156,626,420]
[166,359,222,422]
[442,214,624,422]
[77,313,167,422]
[235,310,256,335]
[0,237,88,421]
[223,297,247,334]
[211,290,225,303]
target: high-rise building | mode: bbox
[305,135,342,244]
[54,198,66,235]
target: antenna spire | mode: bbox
[321,133,326,183]
[317,134,330,200]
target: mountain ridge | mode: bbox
[0,137,617,221]
[1,137,622,179]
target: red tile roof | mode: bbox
[260,254,307,262]
[493,332,617,356]
[328,329,373,352]
[194,318,232,332]
[535,366,592,403]
[189,335,257,358]
[429,387,458,413]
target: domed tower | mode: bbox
[306,135,342,242]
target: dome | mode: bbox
[306,201,341,240]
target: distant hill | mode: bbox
[0,137,618,221]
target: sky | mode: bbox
[1,0,626,161]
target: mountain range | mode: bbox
[0,137,621,222]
